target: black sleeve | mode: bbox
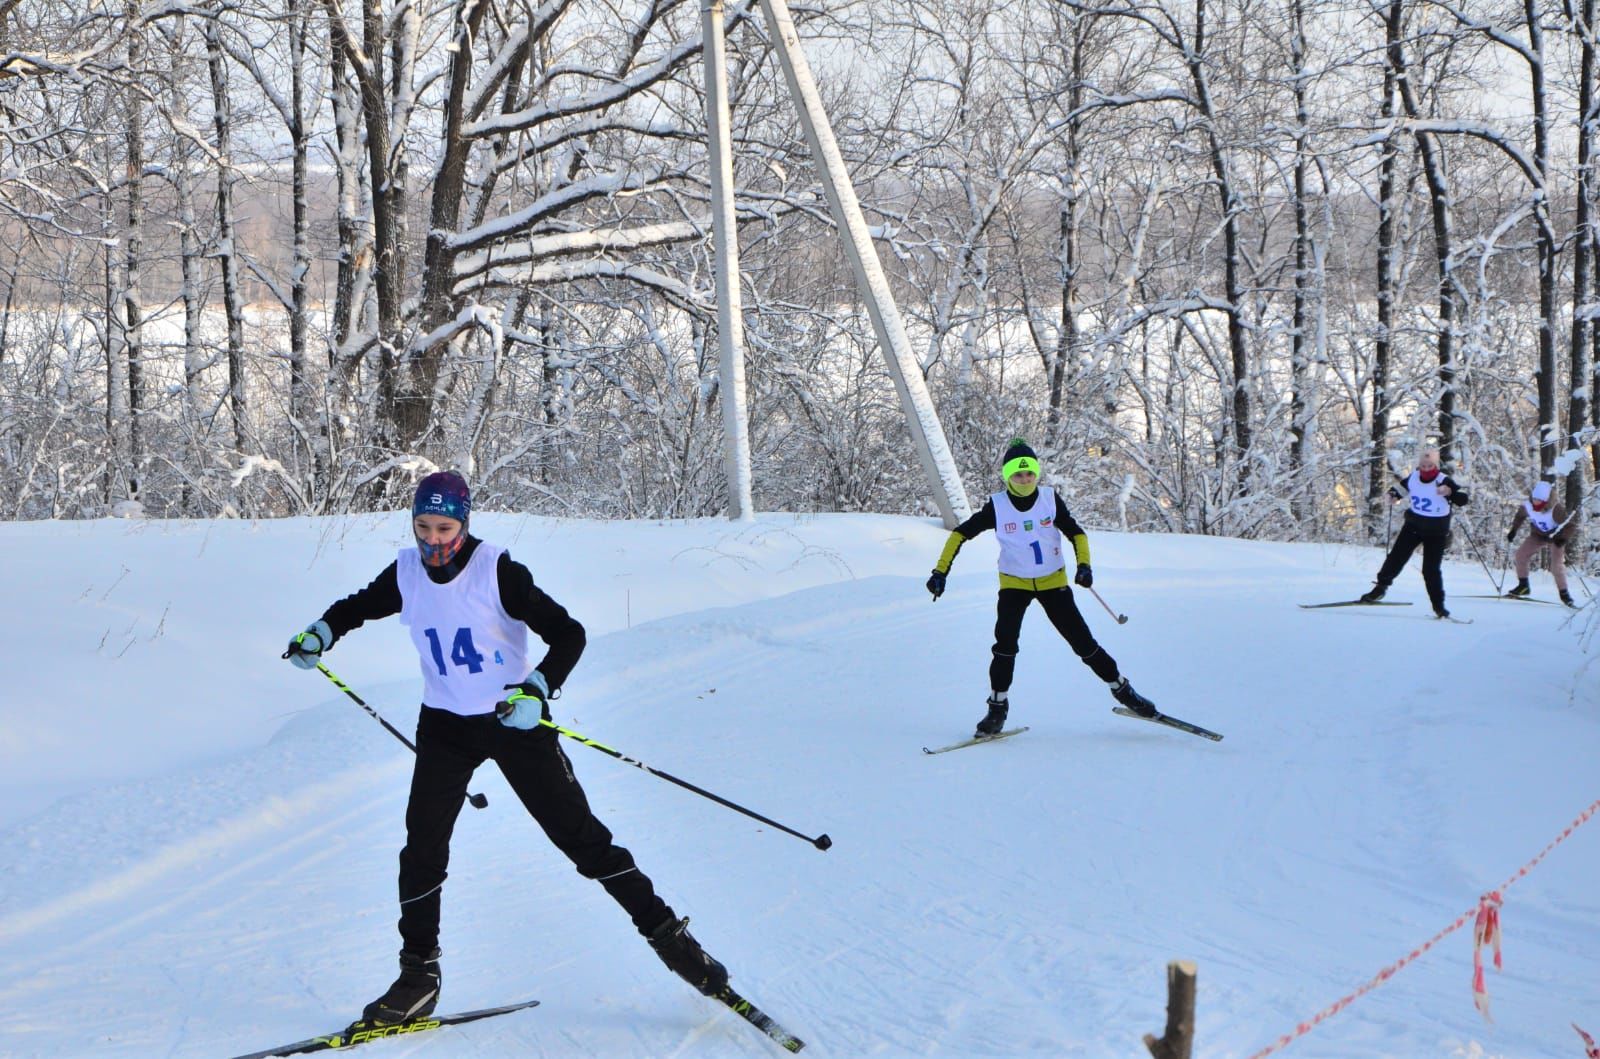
[319,563,403,648]
[1055,493,1087,541]
[1444,476,1470,506]
[497,553,586,693]
[953,497,997,539]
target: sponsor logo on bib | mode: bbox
[1004,522,1017,533]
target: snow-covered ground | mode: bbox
[1,512,1595,1057]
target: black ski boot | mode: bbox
[361,948,441,1025]
[648,916,728,997]
[1110,676,1157,718]
[1561,590,1578,608]
[1359,582,1388,604]
[1434,606,1451,619]
[1507,579,1532,598]
[974,693,1008,737]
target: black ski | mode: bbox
[226,999,539,1059]
[1298,600,1413,609]
[922,726,1031,755]
[1111,707,1224,741]
[715,985,806,1052]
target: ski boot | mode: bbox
[1506,579,1531,598]
[1110,676,1157,719]
[1561,590,1578,608]
[648,916,728,997]
[360,948,441,1025]
[974,692,1008,737]
[1434,606,1451,620]
[1358,582,1388,604]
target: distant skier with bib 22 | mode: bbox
[283,472,729,1029]
[1359,448,1470,618]
[924,438,1159,738]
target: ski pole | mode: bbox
[524,715,832,851]
[1086,585,1128,624]
[291,657,489,810]
[1456,518,1502,594]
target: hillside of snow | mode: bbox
[1,512,1595,1057]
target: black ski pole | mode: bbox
[524,715,832,851]
[288,657,489,810]
[1456,518,1502,594]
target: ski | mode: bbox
[1298,600,1413,609]
[1111,707,1224,742]
[226,999,539,1059]
[922,726,1031,755]
[715,985,807,1053]
[1459,593,1564,607]
[1434,615,1475,624]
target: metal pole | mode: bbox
[755,0,971,527]
[703,0,753,521]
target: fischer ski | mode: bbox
[226,999,539,1059]
[1298,600,1413,609]
[922,726,1031,755]
[1111,707,1223,741]
[715,985,806,1053]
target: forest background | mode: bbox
[3,0,1599,554]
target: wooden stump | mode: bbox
[1143,960,1197,1059]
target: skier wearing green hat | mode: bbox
[925,439,1158,738]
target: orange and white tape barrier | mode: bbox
[1247,797,1600,1058]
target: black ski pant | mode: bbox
[1374,516,1450,610]
[395,705,671,956]
[989,585,1120,693]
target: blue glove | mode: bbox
[1075,564,1093,588]
[496,671,550,729]
[926,570,946,600]
[286,620,333,669]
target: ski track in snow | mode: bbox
[1,515,1596,1057]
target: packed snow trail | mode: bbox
[1,515,1595,1056]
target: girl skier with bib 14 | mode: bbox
[1359,448,1471,618]
[924,438,1159,738]
[284,471,729,1027]
[1505,480,1577,607]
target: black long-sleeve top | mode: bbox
[318,536,585,692]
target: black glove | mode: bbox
[926,570,946,600]
[1506,527,1517,543]
[1388,486,1403,502]
[1075,564,1093,588]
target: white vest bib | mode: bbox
[1523,500,1558,535]
[396,543,529,716]
[1406,471,1452,519]
[993,488,1065,578]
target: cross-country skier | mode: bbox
[284,471,728,1027]
[1506,480,1577,607]
[924,438,1158,738]
[1359,448,1471,618]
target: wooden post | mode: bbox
[1144,960,1197,1059]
